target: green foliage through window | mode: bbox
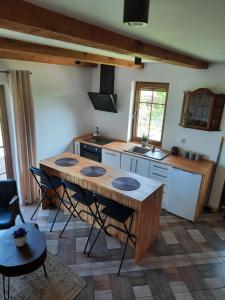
[134,83,168,144]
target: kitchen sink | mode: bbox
[124,146,169,160]
[126,146,150,155]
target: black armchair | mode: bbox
[0,180,25,230]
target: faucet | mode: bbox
[147,144,156,152]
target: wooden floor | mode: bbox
[6,205,225,300]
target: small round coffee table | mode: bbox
[0,223,47,299]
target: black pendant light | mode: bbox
[134,57,142,65]
[123,0,150,27]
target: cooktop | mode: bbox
[80,166,107,177]
[112,177,140,191]
[83,137,115,146]
[55,157,79,167]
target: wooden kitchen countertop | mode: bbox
[74,135,214,176]
[40,152,163,202]
[162,155,213,175]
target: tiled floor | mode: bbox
[5,205,225,300]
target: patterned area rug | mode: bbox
[0,252,86,300]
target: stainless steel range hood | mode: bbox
[88,65,118,113]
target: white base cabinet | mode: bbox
[167,168,202,221]
[134,156,151,177]
[121,153,150,178]
[102,149,121,169]
[74,140,203,221]
[121,153,134,172]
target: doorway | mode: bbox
[0,85,13,179]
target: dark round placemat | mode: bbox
[80,166,107,177]
[112,177,140,191]
[55,157,79,167]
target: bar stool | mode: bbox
[29,166,63,232]
[59,179,104,254]
[87,195,136,276]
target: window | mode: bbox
[132,82,169,145]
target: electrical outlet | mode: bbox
[181,138,186,144]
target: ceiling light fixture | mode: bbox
[123,0,150,27]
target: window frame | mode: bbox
[132,82,169,146]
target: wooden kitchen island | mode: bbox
[40,152,163,261]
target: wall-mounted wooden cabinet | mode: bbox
[180,88,225,131]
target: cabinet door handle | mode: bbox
[106,152,116,156]
[135,159,138,173]
[152,172,167,179]
[153,165,168,171]
[130,158,133,172]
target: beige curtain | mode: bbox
[9,70,37,204]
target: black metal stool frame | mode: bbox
[2,276,9,300]
[30,167,65,232]
[87,199,136,276]
[59,180,107,254]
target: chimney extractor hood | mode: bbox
[88,65,118,113]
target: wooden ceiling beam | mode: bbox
[0,37,143,68]
[0,0,208,69]
[0,49,97,68]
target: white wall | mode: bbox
[90,63,225,209]
[1,59,225,209]
[0,59,93,160]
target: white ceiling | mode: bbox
[2,0,225,63]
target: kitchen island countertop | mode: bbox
[40,152,164,261]
[40,153,163,203]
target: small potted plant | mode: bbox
[13,227,27,247]
[142,134,148,147]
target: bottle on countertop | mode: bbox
[171,146,179,156]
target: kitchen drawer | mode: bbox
[150,172,169,184]
[149,174,168,193]
[150,161,171,177]
[102,149,121,169]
